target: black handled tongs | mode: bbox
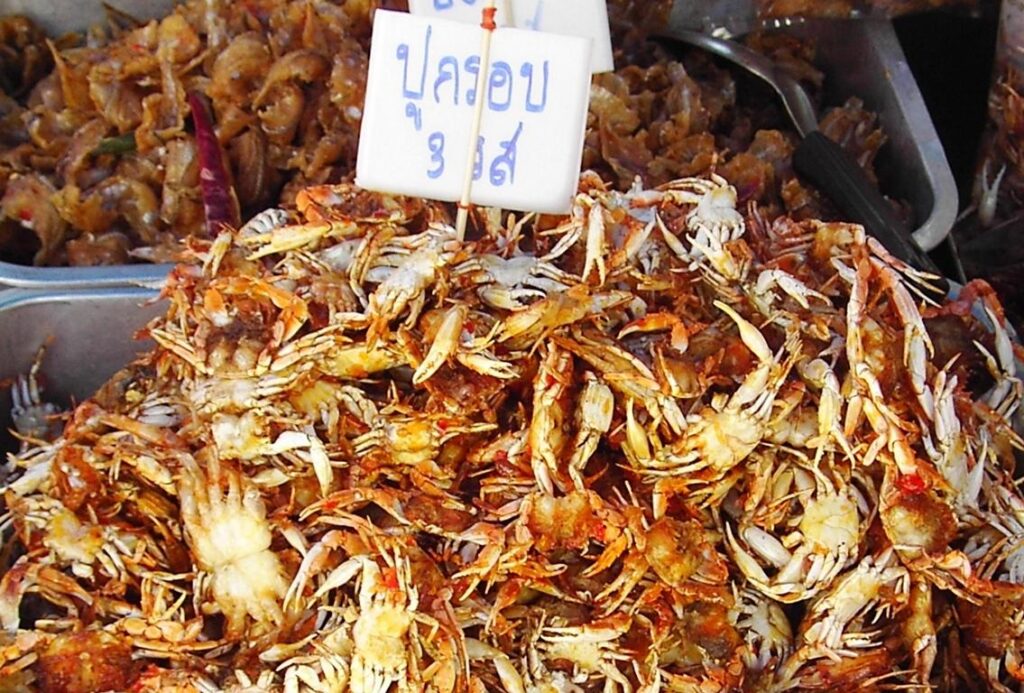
[656,4,948,294]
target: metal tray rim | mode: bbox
[0,261,172,290]
[0,285,162,313]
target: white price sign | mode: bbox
[408,0,614,74]
[356,11,593,215]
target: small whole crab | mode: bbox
[7,343,63,448]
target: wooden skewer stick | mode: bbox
[455,0,498,242]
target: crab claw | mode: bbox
[413,304,467,385]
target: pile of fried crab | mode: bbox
[2,173,1024,692]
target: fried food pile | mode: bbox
[0,0,375,267]
[2,176,1023,691]
[584,38,889,222]
[0,0,892,267]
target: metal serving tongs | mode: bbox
[658,1,949,293]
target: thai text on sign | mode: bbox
[407,0,513,25]
[407,0,614,73]
[356,10,593,215]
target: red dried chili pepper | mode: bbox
[188,91,240,236]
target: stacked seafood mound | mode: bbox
[2,176,1023,691]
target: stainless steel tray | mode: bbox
[0,263,172,290]
[0,288,163,452]
[0,6,956,289]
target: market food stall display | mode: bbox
[0,2,1020,691]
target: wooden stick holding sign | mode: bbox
[455,0,498,242]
